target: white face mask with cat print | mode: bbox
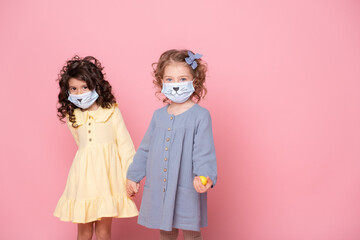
[68,89,99,109]
[161,81,195,103]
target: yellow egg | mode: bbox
[199,176,207,186]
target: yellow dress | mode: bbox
[54,104,138,223]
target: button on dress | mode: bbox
[54,104,139,223]
[127,104,217,231]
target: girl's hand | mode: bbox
[126,179,140,199]
[193,176,213,193]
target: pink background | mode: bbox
[1,0,360,239]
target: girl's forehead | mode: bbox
[68,78,87,85]
[164,62,192,76]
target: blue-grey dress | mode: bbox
[127,104,217,232]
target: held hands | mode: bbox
[126,179,140,199]
[193,176,213,193]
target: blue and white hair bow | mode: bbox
[185,51,203,69]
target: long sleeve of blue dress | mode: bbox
[127,114,155,182]
[192,110,218,187]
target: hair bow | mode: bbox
[185,51,203,69]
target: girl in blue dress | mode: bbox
[126,49,217,239]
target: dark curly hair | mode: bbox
[152,49,208,103]
[57,55,116,127]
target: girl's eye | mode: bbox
[166,78,173,82]
[83,86,88,89]
[70,87,76,91]
[180,78,187,81]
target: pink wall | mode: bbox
[1,0,359,239]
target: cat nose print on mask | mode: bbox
[78,99,82,103]
[173,87,179,92]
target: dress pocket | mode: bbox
[174,186,200,221]
[139,185,151,216]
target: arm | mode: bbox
[193,110,217,192]
[113,107,136,177]
[126,113,156,183]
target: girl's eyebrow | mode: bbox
[163,75,190,78]
[69,84,87,88]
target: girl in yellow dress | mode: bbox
[54,56,138,240]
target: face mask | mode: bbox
[68,89,99,109]
[161,81,195,103]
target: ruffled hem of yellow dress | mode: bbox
[54,194,139,223]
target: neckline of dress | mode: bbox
[165,103,198,117]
